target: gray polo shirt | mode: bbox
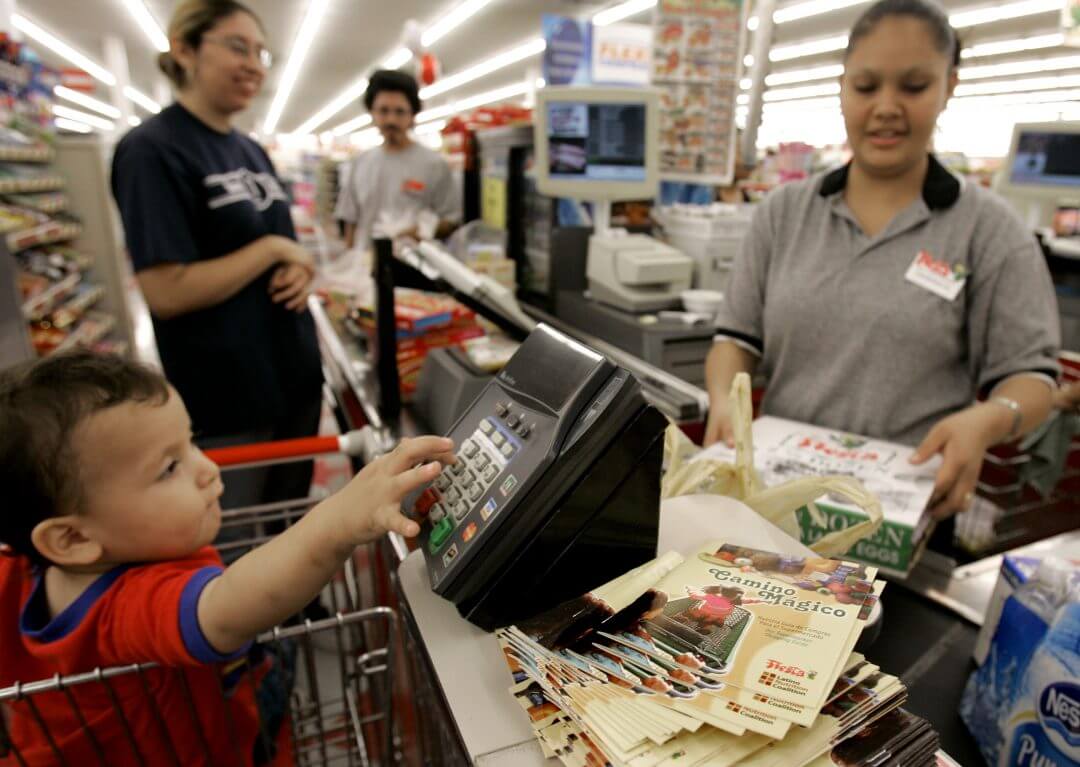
[334,141,460,246]
[715,155,1060,445]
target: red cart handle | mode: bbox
[204,430,377,468]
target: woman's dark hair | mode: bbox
[364,69,422,115]
[845,0,961,71]
[158,0,264,89]
[0,352,169,567]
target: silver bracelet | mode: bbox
[989,396,1023,443]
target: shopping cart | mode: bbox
[0,430,400,767]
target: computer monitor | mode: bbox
[999,121,1080,202]
[533,86,660,202]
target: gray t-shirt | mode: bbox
[714,155,1060,445]
[334,141,460,246]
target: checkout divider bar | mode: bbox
[394,239,710,424]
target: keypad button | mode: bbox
[495,402,508,417]
[491,431,505,447]
[461,473,474,490]
[463,440,480,458]
[469,484,484,501]
[429,503,446,524]
[501,442,515,458]
[446,487,461,504]
[484,464,499,482]
[518,423,533,439]
[450,460,465,476]
[435,474,451,491]
[452,502,470,522]
[475,453,490,470]
[479,419,494,435]
[507,413,521,428]
[429,518,453,551]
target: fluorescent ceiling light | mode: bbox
[332,113,372,137]
[747,16,759,31]
[119,0,168,53]
[420,37,545,100]
[762,96,840,111]
[744,54,754,67]
[764,82,841,102]
[774,0,869,24]
[383,47,413,69]
[951,87,1080,106]
[949,0,1062,28]
[771,35,848,62]
[593,0,656,27]
[53,86,121,119]
[740,78,752,90]
[414,119,448,136]
[961,33,1064,59]
[12,14,116,85]
[959,54,1080,81]
[414,80,532,127]
[52,104,116,132]
[736,93,749,105]
[123,86,162,114]
[297,78,369,135]
[423,0,495,45]
[263,0,330,134]
[955,73,1080,96]
[54,117,94,133]
[128,115,142,126]
[766,63,844,86]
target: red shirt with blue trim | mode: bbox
[0,546,264,766]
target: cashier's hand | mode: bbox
[909,406,999,520]
[329,436,457,544]
[703,399,735,447]
[270,263,314,312]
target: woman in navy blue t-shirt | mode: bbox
[111,0,323,500]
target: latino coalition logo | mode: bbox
[205,168,288,212]
[1039,681,1080,749]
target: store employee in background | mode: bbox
[705,0,1060,519]
[336,69,461,249]
[111,0,323,504]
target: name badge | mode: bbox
[904,250,967,301]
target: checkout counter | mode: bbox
[309,233,1080,767]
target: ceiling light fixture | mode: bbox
[423,0,495,45]
[592,0,657,27]
[763,82,841,102]
[331,113,373,137]
[959,54,1080,81]
[52,104,117,132]
[123,86,162,114]
[118,0,169,53]
[12,14,117,85]
[955,72,1080,97]
[766,63,844,87]
[128,115,142,126]
[382,48,413,69]
[770,35,848,62]
[297,78,369,135]
[949,0,1061,28]
[53,86,121,119]
[419,37,546,100]
[961,32,1064,59]
[263,0,330,134]
[774,0,869,24]
[54,117,94,133]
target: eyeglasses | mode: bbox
[202,35,273,69]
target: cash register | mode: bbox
[409,323,666,631]
[533,86,694,313]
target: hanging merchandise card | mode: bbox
[651,0,746,184]
[646,541,879,709]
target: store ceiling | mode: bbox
[17,0,1080,137]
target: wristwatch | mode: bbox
[989,396,1023,443]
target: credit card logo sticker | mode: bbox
[481,498,497,520]
[442,544,458,567]
[500,474,518,497]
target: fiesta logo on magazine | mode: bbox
[1039,682,1080,747]
[765,659,816,680]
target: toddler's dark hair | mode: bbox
[0,352,169,567]
[846,0,961,71]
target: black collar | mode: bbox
[818,154,961,210]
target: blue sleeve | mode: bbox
[110,135,202,271]
[179,566,252,663]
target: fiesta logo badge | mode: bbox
[1038,682,1080,748]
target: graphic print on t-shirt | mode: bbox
[205,168,288,212]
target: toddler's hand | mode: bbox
[332,436,456,544]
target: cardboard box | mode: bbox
[698,417,938,577]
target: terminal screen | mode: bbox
[546,101,646,183]
[1010,131,1080,188]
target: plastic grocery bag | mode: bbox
[662,372,884,558]
[960,557,1080,767]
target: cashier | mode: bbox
[704,0,1060,519]
[335,70,461,249]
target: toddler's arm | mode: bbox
[197,436,455,653]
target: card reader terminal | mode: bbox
[410,323,665,630]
